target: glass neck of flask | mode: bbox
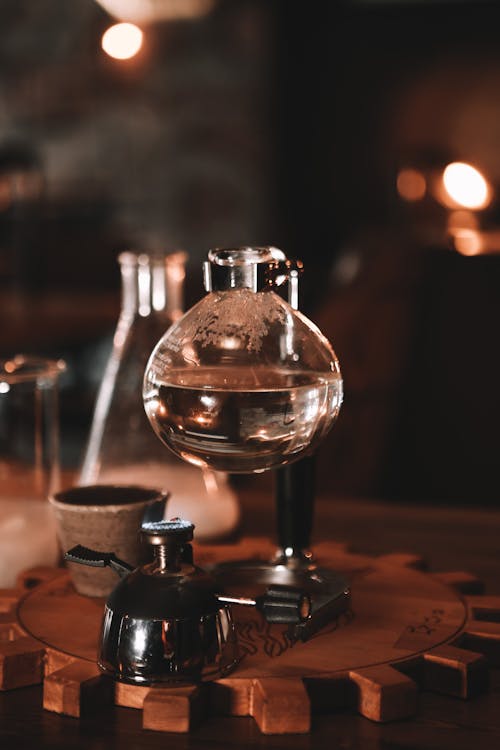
[118,251,186,319]
[203,246,286,293]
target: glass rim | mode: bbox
[208,246,285,267]
[0,355,66,383]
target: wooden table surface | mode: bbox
[2,486,500,749]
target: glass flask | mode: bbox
[79,251,240,541]
[143,247,343,475]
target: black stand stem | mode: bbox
[275,455,316,558]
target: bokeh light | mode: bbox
[101,22,143,60]
[396,168,426,201]
[442,162,491,210]
[452,228,483,256]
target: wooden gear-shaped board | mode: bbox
[1,538,500,735]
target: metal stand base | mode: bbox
[208,557,351,642]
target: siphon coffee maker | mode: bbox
[143,247,350,630]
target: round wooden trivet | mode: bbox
[1,538,499,735]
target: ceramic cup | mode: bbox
[49,484,169,597]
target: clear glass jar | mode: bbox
[143,247,343,474]
[79,251,240,541]
[0,355,66,585]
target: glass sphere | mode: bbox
[143,248,343,473]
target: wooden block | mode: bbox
[251,678,310,735]
[210,677,253,716]
[44,647,77,677]
[115,681,152,708]
[433,571,485,595]
[349,665,417,722]
[0,636,45,690]
[43,661,112,718]
[460,620,500,666]
[143,685,206,733]
[423,645,488,698]
[465,595,500,623]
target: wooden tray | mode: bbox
[1,537,499,734]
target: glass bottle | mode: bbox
[0,355,66,585]
[79,251,240,541]
[143,247,343,475]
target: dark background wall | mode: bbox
[1,0,499,505]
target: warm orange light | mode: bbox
[101,22,143,60]
[447,210,478,233]
[452,229,483,256]
[442,162,491,210]
[95,0,216,24]
[396,168,426,201]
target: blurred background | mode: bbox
[1,0,499,506]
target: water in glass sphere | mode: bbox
[144,365,342,473]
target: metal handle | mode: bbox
[64,544,133,579]
[218,585,311,624]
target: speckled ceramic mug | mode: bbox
[49,485,169,597]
